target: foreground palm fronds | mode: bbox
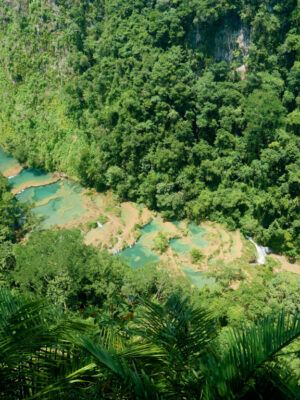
[0,289,299,399]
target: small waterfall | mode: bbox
[16,188,25,195]
[8,174,18,179]
[97,221,103,228]
[246,236,271,264]
[112,236,122,255]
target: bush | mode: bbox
[153,232,169,254]
[98,213,109,225]
[87,221,98,230]
[190,249,204,264]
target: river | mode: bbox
[2,145,277,287]
[0,146,221,288]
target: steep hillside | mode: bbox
[0,0,299,257]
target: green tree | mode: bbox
[243,89,285,157]
[12,229,130,311]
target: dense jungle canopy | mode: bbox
[0,0,299,257]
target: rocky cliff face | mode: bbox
[189,13,250,64]
[213,22,250,62]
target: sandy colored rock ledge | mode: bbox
[2,163,23,178]
[11,176,60,195]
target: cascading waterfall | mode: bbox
[246,236,271,264]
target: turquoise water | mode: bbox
[0,144,88,229]
[171,220,184,230]
[120,219,210,270]
[120,242,160,269]
[138,219,161,247]
[0,147,19,175]
[181,266,215,289]
[141,219,161,235]
[169,224,208,255]
[1,147,211,274]
[120,219,161,268]
[16,182,61,203]
[9,168,53,191]
[188,223,208,248]
[169,238,191,253]
[34,197,64,220]
[15,174,87,229]
[31,181,87,229]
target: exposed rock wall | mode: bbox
[214,23,250,62]
[189,13,250,64]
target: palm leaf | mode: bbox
[71,335,164,399]
[0,288,92,398]
[136,294,216,359]
[204,312,300,399]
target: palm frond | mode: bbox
[136,294,216,359]
[204,312,300,399]
[72,335,165,399]
[28,363,97,399]
[0,288,92,398]
[119,343,167,362]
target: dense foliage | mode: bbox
[10,228,188,313]
[0,174,33,280]
[0,2,299,396]
[0,175,16,274]
[0,0,299,257]
[1,222,298,398]
[1,288,300,399]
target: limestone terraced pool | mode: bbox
[16,181,88,229]
[0,146,216,288]
[10,168,55,192]
[119,219,216,288]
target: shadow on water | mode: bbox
[9,168,53,190]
